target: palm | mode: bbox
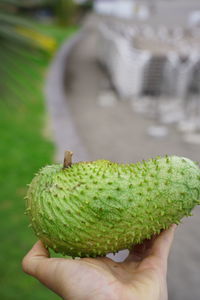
[23,226,176,300]
[54,245,165,300]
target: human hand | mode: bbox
[22,225,176,300]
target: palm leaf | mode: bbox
[0,0,53,103]
[0,0,50,7]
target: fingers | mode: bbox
[139,225,177,275]
[125,235,157,263]
[126,242,148,263]
[126,225,177,269]
[149,224,177,261]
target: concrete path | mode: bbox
[45,32,89,163]
[64,29,200,300]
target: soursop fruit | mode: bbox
[25,153,200,258]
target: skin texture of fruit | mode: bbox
[25,155,200,258]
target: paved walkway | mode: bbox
[64,29,200,300]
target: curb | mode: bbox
[45,31,89,163]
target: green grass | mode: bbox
[0,24,77,300]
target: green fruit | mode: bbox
[25,153,200,257]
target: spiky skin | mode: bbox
[25,156,200,258]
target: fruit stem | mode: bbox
[63,151,73,169]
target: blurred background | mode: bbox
[0,0,200,299]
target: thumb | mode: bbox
[22,240,50,276]
[22,240,65,297]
